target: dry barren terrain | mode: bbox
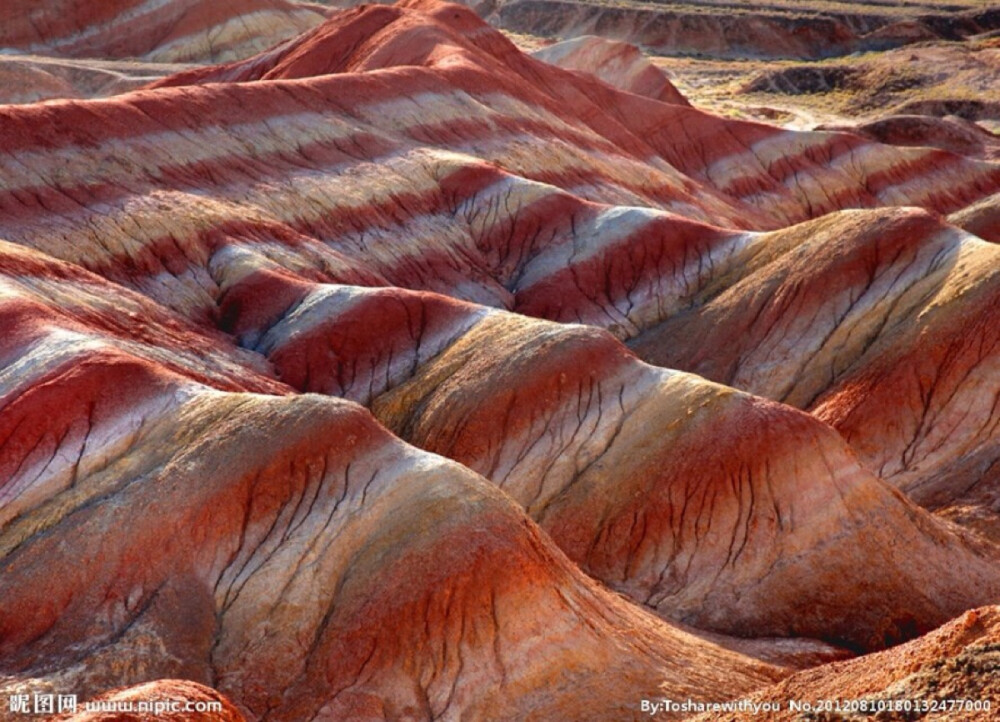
[1,0,999,720]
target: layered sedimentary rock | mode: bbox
[628,208,1000,540]
[0,267,780,719]
[57,681,246,721]
[479,0,1000,61]
[689,606,1000,722]
[144,1,1000,224]
[368,305,1000,649]
[205,253,1000,652]
[3,0,1000,719]
[0,0,325,63]
[0,2,997,331]
[819,115,1000,161]
[531,36,689,105]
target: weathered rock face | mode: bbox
[818,115,1000,161]
[628,207,1000,541]
[531,35,690,105]
[0,263,780,720]
[3,0,1000,720]
[688,606,1000,722]
[0,0,325,63]
[479,0,1000,61]
[55,681,247,721]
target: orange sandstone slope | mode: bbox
[689,606,1000,722]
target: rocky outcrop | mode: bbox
[3,1,1000,719]
[55,681,246,721]
[819,115,1000,160]
[0,263,781,719]
[481,0,1000,61]
[532,35,689,105]
[0,0,325,63]
[688,606,1000,722]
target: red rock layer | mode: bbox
[0,4,994,350]
[689,606,1000,722]
[0,240,282,392]
[0,381,779,720]
[0,188,788,722]
[55,680,246,721]
[629,208,1000,539]
[2,1,1000,719]
[366,307,1000,651]
[1,212,993,722]
[531,35,690,106]
[146,1,1000,224]
[0,0,325,63]
[220,266,1000,647]
[0,4,994,368]
[215,254,1000,649]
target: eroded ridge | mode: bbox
[2,1,1000,719]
